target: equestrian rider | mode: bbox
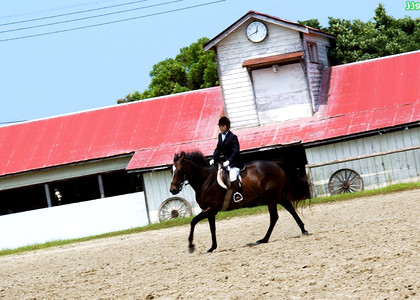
[210,116,245,202]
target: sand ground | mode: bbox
[1,189,419,299]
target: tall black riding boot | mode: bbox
[231,179,243,202]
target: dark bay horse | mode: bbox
[169,151,310,253]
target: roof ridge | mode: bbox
[0,86,222,128]
[332,49,420,69]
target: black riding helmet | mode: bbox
[218,116,231,129]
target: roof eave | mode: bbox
[304,122,420,148]
[204,10,334,51]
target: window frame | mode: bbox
[307,42,319,64]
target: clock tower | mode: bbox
[204,11,335,128]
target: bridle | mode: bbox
[172,163,189,192]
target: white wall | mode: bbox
[0,192,147,250]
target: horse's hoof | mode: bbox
[256,239,268,244]
[246,242,259,247]
[206,246,217,253]
[302,231,309,236]
[189,245,195,254]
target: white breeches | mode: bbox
[226,166,240,182]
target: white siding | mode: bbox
[302,33,331,110]
[306,128,420,196]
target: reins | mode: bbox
[176,171,189,192]
[178,179,189,192]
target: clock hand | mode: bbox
[250,27,258,36]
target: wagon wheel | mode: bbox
[328,168,364,195]
[158,197,192,222]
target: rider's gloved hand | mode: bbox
[223,160,230,168]
[209,159,214,165]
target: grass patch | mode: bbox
[310,181,420,205]
[1,181,419,257]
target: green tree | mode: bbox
[119,4,420,103]
[118,37,218,103]
[297,18,325,31]
[326,4,420,64]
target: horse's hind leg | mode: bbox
[257,201,279,244]
[280,199,308,235]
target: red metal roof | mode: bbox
[326,51,420,117]
[130,51,420,169]
[0,87,223,177]
[1,51,420,176]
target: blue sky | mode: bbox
[0,0,416,124]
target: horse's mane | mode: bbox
[174,150,209,167]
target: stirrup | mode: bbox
[233,192,243,203]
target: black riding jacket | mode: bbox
[213,131,245,169]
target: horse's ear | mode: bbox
[179,153,185,162]
[174,152,184,163]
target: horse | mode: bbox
[169,150,310,253]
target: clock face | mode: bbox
[246,21,267,43]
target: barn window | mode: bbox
[307,42,319,63]
[0,185,47,215]
[0,171,145,215]
[101,171,143,197]
[48,175,101,206]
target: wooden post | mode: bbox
[44,184,52,207]
[98,175,105,198]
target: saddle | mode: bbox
[217,164,246,210]
[216,164,244,190]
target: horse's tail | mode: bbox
[277,161,310,206]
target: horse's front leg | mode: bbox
[188,207,216,253]
[207,213,217,253]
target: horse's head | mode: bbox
[170,152,186,195]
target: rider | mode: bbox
[210,116,245,202]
